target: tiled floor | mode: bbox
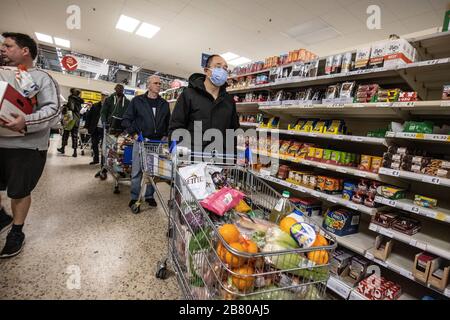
[0,137,181,300]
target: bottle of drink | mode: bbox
[269,191,293,224]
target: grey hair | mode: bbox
[147,75,161,85]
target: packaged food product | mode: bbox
[403,121,434,134]
[325,120,345,135]
[340,82,356,99]
[200,187,245,216]
[330,150,342,164]
[297,144,312,159]
[290,222,317,248]
[414,195,438,208]
[325,85,340,100]
[308,175,318,189]
[443,85,450,100]
[323,207,360,236]
[314,148,324,161]
[391,216,421,236]
[372,212,399,228]
[376,186,406,200]
[355,47,371,69]
[312,121,327,133]
[359,155,373,171]
[331,251,354,276]
[325,177,342,194]
[300,120,317,132]
[316,176,327,191]
[369,41,386,68]
[399,92,418,102]
[325,56,334,75]
[295,198,322,217]
[341,52,353,73]
[342,182,356,201]
[332,54,343,74]
[279,141,292,155]
[323,149,333,163]
[371,157,383,173]
[277,165,290,180]
[288,142,302,157]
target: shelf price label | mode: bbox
[379,228,393,238]
[387,200,397,207]
[369,224,379,232]
[327,103,345,109]
[416,242,427,251]
[435,212,447,222]
[353,137,364,142]
[415,133,424,139]
[422,176,441,185]
[336,168,348,174]
[410,206,420,214]
[334,135,345,141]
[349,204,359,211]
[327,277,351,299]
[402,133,417,139]
[365,252,375,260]
[349,291,366,300]
[376,103,391,107]
[441,101,450,107]
[431,135,449,142]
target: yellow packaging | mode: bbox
[315,148,324,160]
[312,121,327,134]
[300,121,316,133]
[307,147,316,158]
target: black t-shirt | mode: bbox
[146,96,159,117]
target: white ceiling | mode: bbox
[0,0,447,78]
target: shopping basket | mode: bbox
[153,149,337,300]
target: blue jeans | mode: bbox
[131,141,154,201]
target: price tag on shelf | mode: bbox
[409,239,418,247]
[435,212,446,222]
[302,160,312,166]
[402,132,417,139]
[318,164,328,170]
[355,171,368,178]
[310,133,318,137]
[334,135,345,141]
[422,176,441,185]
[365,252,375,260]
[374,258,388,268]
[327,103,345,109]
[353,137,364,142]
[327,277,351,299]
[400,269,413,279]
[416,242,427,251]
[390,170,400,177]
[336,168,348,174]
[431,135,449,142]
[425,59,440,66]
[387,200,397,207]
[379,228,393,238]
[410,206,420,214]
[376,103,392,108]
[415,133,424,139]
[404,102,416,107]
[386,132,396,138]
[312,191,322,198]
[349,291,366,301]
[369,224,379,232]
[328,197,339,204]
[441,101,450,107]
[349,204,359,211]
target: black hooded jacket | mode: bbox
[168,73,240,150]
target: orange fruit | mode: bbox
[232,266,255,291]
[279,217,298,234]
[312,234,329,247]
[225,242,246,267]
[216,243,227,261]
[307,250,329,265]
[219,224,241,244]
[243,240,259,255]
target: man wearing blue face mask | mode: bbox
[169,54,240,153]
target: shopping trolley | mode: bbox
[151,148,337,300]
[97,128,133,194]
[130,139,171,214]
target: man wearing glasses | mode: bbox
[169,54,240,154]
[122,75,170,212]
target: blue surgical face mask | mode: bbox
[208,67,228,87]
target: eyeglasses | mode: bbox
[152,82,162,85]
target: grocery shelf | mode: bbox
[258,101,450,119]
[236,102,260,113]
[239,147,383,182]
[239,122,260,128]
[374,196,450,224]
[364,248,450,299]
[386,131,450,144]
[257,128,387,146]
[378,167,450,188]
[228,58,450,96]
[368,223,450,260]
[410,31,450,60]
[253,171,380,216]
[327,275,353,299]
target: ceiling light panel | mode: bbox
[54,37,71,48]
[135,22,161,39]
[35,32,53,44]
[116,15,140,33]
[229,57,251,66]
[221,52,239,61]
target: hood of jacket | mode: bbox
[188,73,228,98]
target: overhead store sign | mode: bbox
[62,55,109,75]
[80,90,102,103]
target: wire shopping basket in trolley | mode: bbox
[153,147,337,300]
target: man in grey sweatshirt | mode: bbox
[0,32,60,258]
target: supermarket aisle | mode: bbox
[0,136,181,300]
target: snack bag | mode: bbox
[200,187,245,216]
[179,163,210,200]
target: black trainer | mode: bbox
[0,230,25,259]
[146,198,157,207]
[57,147,65,154]
[0,208,13,235]
[129,200,138,208]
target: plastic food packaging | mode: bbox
[200,187,245,217]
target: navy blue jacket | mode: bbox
[122,93,170,140]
